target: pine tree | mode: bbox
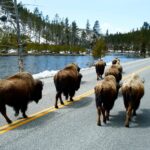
[93,20,100,37]
[64,18,70,45]
[86,19,90,34]
[71,21,78,46]
[80,30,87,47]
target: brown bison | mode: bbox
[95,59,106,80]
[112,58,120,64]
[121,73,144,127]
[105,64,122,84]
[54,63,82,108]
[112,58,123,73]
[94,75,119,126]
[0,72,43,124]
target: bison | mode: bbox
[95,59,106,80]
[94,75,119,126]
[121,73,144,127]
[0,72,43,124]
[112,58,120,65]
[105,64,122,84]
[112,58,123,74]
[54,63,82,108]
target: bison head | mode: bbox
[76,65,80,72]
[32,79,43,103]
[75,73,82,91]
[66,63,80,72]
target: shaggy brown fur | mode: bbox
[0,72,43,124]
[54,63,82,108]
[112,58,120,64]
[95,59,106,80]
[65,63,80,72]
[121,73,144,127]
[105,64,122,83]
[94,75,119,126]
[112,58,123,73]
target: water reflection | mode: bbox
[0,53,142,78]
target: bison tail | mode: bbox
[123,87,134,104]
[95,88,103,107]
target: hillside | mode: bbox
[0,1,97,54]
[0,1,150,57]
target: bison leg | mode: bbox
[58,93,64,105]
[63,91,69,100]
[101,106,106,124]
[133,100,140,116]
[55,94,59,108]
[97,75,99,80]
[0,105,12,124]
[97,106,101,126]
[106,110,110,121]
[70,97,74,101]
[21,105,28,118]
[69,90,75,101]
[123,99,129,111]
[14,107,20,117]
[55,92,64,108]
[100,75,102,79]
[65,95,68,100]
[15,111,19,117]
[97,74,102,80]
[125,105,132,127]
[133,110,137,116]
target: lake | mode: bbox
[0,52,142,79]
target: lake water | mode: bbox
[0,52,142,79]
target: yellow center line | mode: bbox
[0,65,150,134]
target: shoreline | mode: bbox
[0,52,88,57]
[34,57,150,80]
[0,51,149,57]
[0,54,149,79]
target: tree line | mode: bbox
[0,0,101,54]
[0,0,150,57]
[105,22,150,56]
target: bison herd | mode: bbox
[0,59,145,128]
[94,58,144,127]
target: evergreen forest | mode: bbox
[0,0,150,57]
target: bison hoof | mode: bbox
[125,124,129,128]
[7,120,12,124]
[70,99,74,102]
[106,117,109,121]
[103,119,106,124]
[14,112,19,117]
[55,105,58,109]
[61,102,64,105]
[97,122,101,126]
[133,112,137,116]
[23,114,28,118]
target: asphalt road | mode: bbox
[0,58,150,150]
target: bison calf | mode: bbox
[54,63,82,108]
[94,75,119,126]
[0,72,43,124]
[121,73,144,127]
